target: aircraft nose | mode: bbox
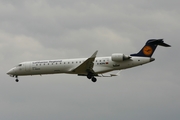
[7,68,16,75]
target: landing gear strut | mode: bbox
[15,76,19,82]
[87,74,92,79]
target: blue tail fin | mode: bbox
[130,39,171,57]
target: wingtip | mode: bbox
[94,50,98,55]
[90,50,98,58]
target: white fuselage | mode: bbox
[7,56,153,76]
[7,39,170,82]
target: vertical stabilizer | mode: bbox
[130,39,171,57]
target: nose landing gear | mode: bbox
[15,76,19,82]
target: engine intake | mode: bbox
[111,53,130,62]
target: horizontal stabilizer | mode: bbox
[148,39,171,47]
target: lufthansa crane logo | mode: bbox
[143,46,153,56]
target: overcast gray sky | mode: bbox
[0,0,179,120]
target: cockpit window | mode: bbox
[18,64,22,67]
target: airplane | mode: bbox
[7,39,171,82]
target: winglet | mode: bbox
[90,50,98,58]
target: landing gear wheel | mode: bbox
[15,79,19,82]
[91,77,97,82]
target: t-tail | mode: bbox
[130,39,171,57]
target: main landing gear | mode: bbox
[87,73,97,82]
[91,77,97,82]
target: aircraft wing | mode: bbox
[71,51,98,75]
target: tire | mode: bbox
[15,79,19,82]
[91,77,97,82]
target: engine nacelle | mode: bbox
[111,53,130,62]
